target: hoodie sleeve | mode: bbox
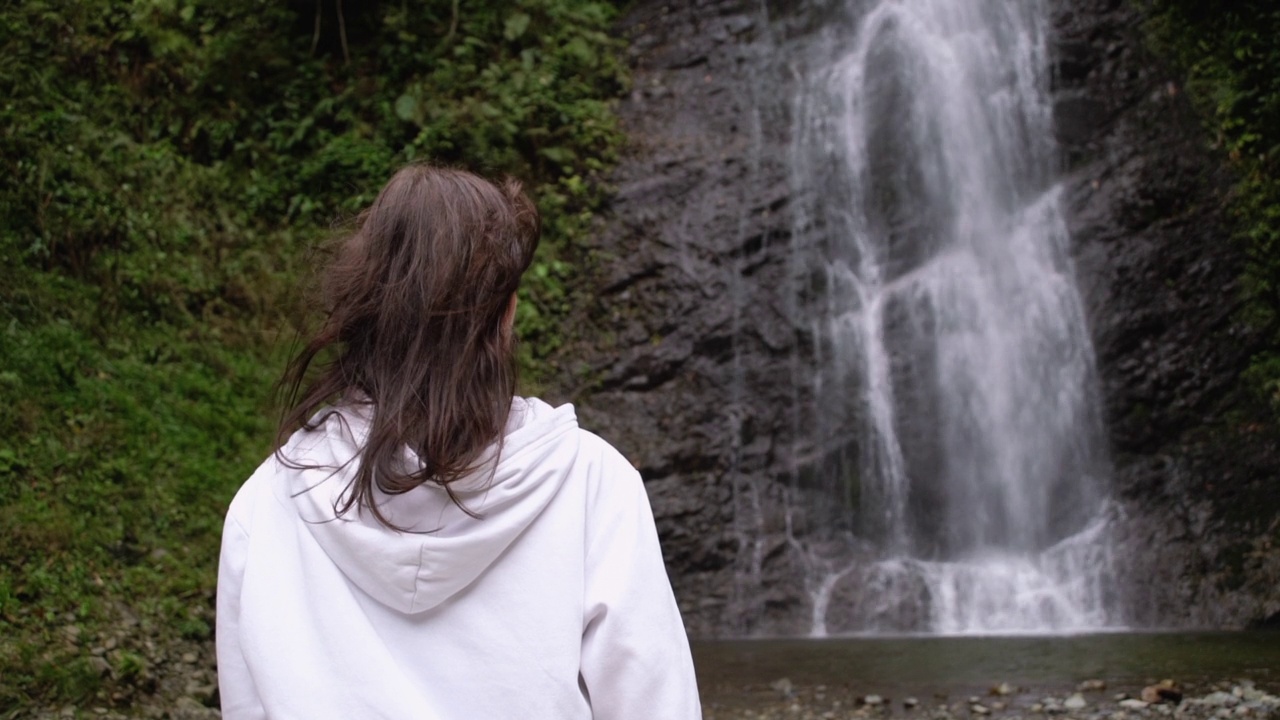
[216,501,268,720]
[579,437,702,720]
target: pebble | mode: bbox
[88,656,112,676]
[171,696,220,719]
[1065,693,1088,710]
[1120,699,1150,710]
[1081,680,1108,692]
[972,704,991,715]
[1145,681,1184,705]
[1201,692,1239,708]
[1240,688,1269,703]
[993,683,1017,697]
[181,652,198,664]
[865,695,885,706]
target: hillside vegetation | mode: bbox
[0,0,625,712]
[1145,0,1280,402]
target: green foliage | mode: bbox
[1144,1,1280,407]
[373,0,628,361]
[0,0,626,710]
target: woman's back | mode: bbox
[217,398,700,718]
[214,166,701,718]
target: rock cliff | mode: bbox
[548,0,814,637]
[552,0,1280,636]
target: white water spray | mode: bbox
[790,0,1120,634]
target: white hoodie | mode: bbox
[216,398,701,719]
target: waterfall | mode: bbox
[789,0,1120,634]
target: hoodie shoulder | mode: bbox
[575,430,639,476]
[570,428,648,515]
[224,452,282,538]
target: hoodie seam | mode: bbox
[491,416,577,466]
[225,512,250,539]
[409,541,428,612]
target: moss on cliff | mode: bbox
[1143,1,1280,408]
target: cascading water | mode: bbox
[789,0,1120,634]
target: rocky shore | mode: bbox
[702,679,1280,720]
[24,667,1280,719]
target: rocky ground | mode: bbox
[26,658,1278,720]
[702,679,1280,720]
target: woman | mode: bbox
[215,165,702,719]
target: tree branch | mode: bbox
[336,0,351,66]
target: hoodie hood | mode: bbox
[274,397,579,615]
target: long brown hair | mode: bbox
[277,164,540,526]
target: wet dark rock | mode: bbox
[552,0,812,637]
[1053,93,1108,146]
[1053,0,1280,628]
[1252,610,1280,629]
[1138,680,1183,705]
